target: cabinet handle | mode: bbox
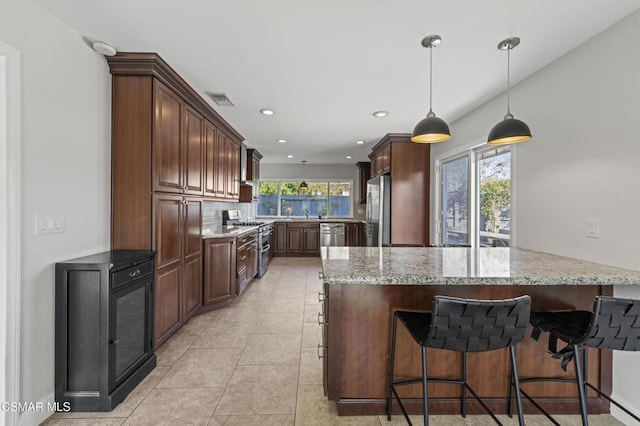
[129,269,141,278]
[318,292,324,303]
[240,256,247,260]
[317,344,324,359]
[183,185,188,190]
[318,271,324,280]
[317,312,324,325]
[110,338,120,345]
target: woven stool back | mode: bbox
[426,295,531,352]
[580,296,640,351]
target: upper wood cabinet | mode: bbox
[183,105,204,195]
[239,148,263,202]
[153,81,183,193]
[355,162,370,205]
[368,133,430,247]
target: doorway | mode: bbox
[0,40,21,426]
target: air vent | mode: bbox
[206,92,235,106]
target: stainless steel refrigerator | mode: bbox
[366,175,391,247]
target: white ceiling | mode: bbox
[35,0,640,164]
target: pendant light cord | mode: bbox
[429,45,433,113]
[506,46,511,116]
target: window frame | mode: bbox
[433,139,516,248]
[256,178,354,218]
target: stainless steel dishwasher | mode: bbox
[320,223,345,246]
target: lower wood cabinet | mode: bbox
[274,222,287,254]
[237,231,258,295]
[203,237,236,307]
[345,222,365,247]
[285,222,320,255]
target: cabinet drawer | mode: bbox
[237,232,257,248]
[112,261,153,289]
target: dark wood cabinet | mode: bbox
[239,148,263,202]
[281,222,320,255]
[55,250,156,412]
[109,53,244,347]
[183,105,204,195]
[345,222,365,247]
[182,198,203,322]
[203,237,236,307]
[368,133,430,246]
[153,81,183,193]
[237,231,258,295]
[370,144,391,178]
[356,162,370,205]
[274,222,288,255]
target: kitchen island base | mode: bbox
[323,283,612,416]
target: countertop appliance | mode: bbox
[320,223,345,247]
[366,175,391,247]
[222,210,271,277]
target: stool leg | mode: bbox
[386,313,398,421]
[510,345,525,426]
[461,352,467,418]
[572,344,589,426]
[422,346,429,426]
[508,349,514,418]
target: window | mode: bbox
[257,180,353,218]
[437,146,511,247]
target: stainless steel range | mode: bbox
[222,210,271,277]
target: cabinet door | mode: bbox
[226,140,240,199]
[183,105,204,195]
[287,228,304,253]
[274,223,287,254]
[356,162,370,205]
[153,80,183,193]
[381,145,391,174]
[214,132,227,198]
[304,227,320,254]
[204,121,217,197]
[182,198,202,321]
[345,223,357,247]
[204,238,236,305]
[153,194,182,345]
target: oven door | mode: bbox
[258,238,270,277]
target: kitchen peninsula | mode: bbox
[319,247,640,416]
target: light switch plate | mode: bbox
[35,213,65,235]
[585,218,600,239]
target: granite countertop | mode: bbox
[320,247,640,286]
[202,225,259,239]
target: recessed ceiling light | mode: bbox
[346,155,353,159]
[372,111,389,118]
[260,109,275,116]
[355,140,365,145]
[287,154,293,158]
[277,139,286,143]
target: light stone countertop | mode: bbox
[201,225,259,239]
[320,247,640,286]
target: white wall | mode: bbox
[0,1,111,424]
[260,163,364,218]
[0,53,8,426]
[432,10,640,422]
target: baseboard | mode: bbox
[609,393,640,425]
[18,392,56,426]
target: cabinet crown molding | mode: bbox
[107,52,243,142]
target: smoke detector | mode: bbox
[92,41,117,56]
[206,93,235,107]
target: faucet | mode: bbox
[303,209,309,219]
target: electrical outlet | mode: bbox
[585,218,600,239]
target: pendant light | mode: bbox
[411,35,451,144]
[487,37,532,145]
[299,160,308,191]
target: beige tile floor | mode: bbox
[44,257,624,426]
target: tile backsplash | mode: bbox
[202,201,257,229]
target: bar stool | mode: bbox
[511,296,640,425]
[386,295,531,426]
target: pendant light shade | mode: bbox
[487,37,532,145]
[299,160,308,191]
[411,35,451,144]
